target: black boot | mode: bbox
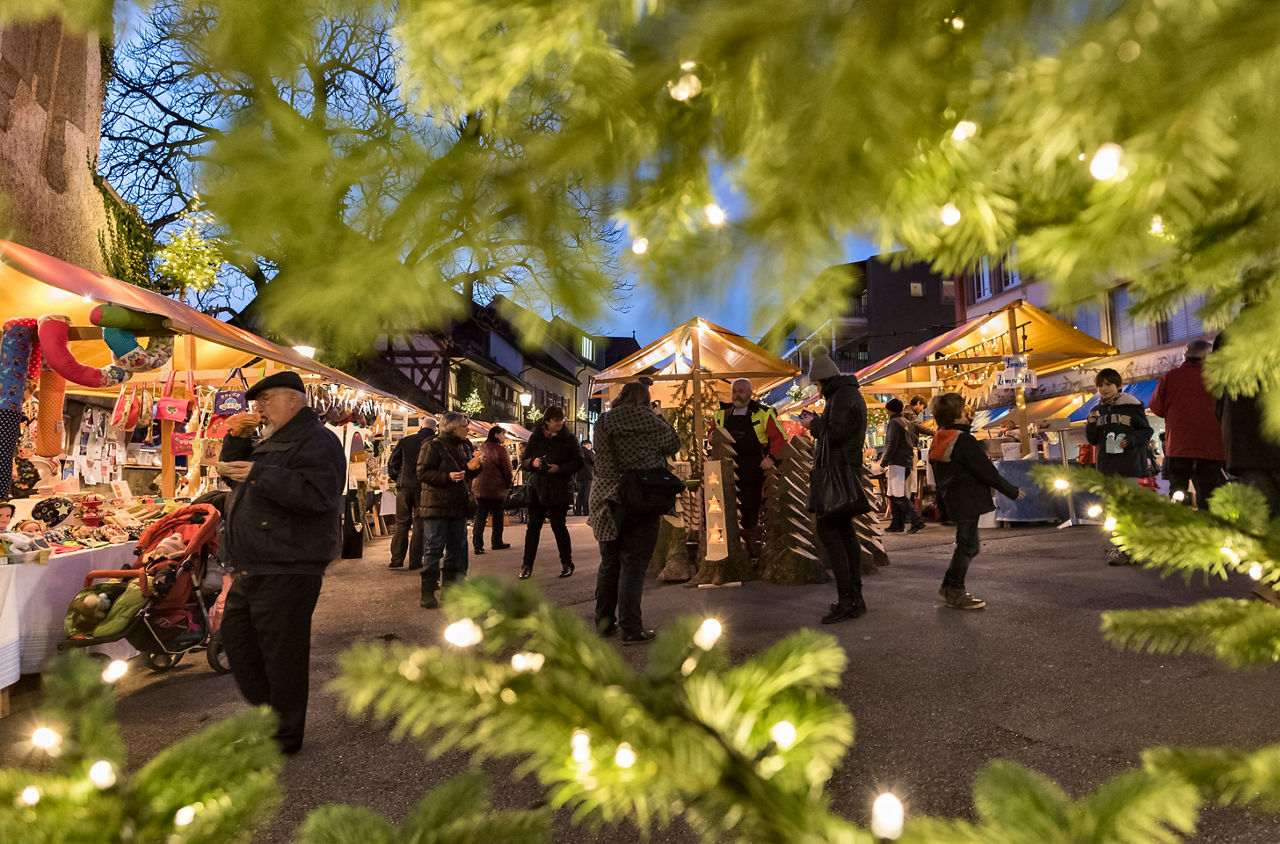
[519,562,533,579]
[559,560,575,578]
[420,577,439,609]
[821,590,867,624]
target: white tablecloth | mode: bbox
[0,543,139,689]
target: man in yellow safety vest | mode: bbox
[708,378,788,558]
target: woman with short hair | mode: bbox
[416,411,481,608]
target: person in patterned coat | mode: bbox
[589,381,681,645]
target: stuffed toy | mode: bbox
[144,531,188,564]
[31,496,73,528]
[37,315,128,388]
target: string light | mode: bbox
[871,792,906,840]
[693,618,722,650]
[631,237,649,255]
[89,760,117,789]
[680,657,698,676]
[1249,563,1264,581]
[31,727,61,751]
[704,204,727,227]
[769,720,797,750]
[939,203,961,226]
[571,729,591,763]
[668,73,703,101]
[1053,478,1069,491]
[680,60,697,71]
[19,786,40,806]
[174,805,196,827]
[1149,216,1165,236]
[614,743,637,768]
[950,17,965,31]
[1221,546,1241,565]
[443,619,484,648]
[102,660,128,683]
[1171,490,1185,503]
[951,120,978,141]
[1089,143,1124,180]
[1103,516,1117,532]
[1086,504,1103,518]
[510,652,545,673]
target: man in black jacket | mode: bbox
[927,393,1023,610]
[519,406,583,579]
[880,398,927,533]
[386,418,436,569]
[216,370,346,755]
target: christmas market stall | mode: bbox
[590,318,800,585]
[858,299,1116,525]
[0,240,417,705]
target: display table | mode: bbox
[0,543,139,693]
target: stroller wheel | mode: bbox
[206,631,232,674]
[142,651,183,672]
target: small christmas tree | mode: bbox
[461,389,485,417]
[154,200,223,296]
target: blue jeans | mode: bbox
[420,518,469,583]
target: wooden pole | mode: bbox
[1007,308,1031,457]
[691,322,705,461]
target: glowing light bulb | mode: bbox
[1221,546,1241,564]
[571,729,591,763]
[704,204,727,227]
[1171,490,1186,502]
[680,60,697,71]
[939,203,961,226]
[950,17,965,31]
[631,237,649,255]
[511,651,545,673]
[174,805,196,827]
[668,73,702,101]
[1086,504,1103,519]
[693,618,722,650]
[1149,216,1165,236]
[89,760,117,789]
[1053,478,1069,491]
[102,660,128,683]
[1089,143,1124,180]
[770,720,797,750]
[871,792,906,840]
[443,618,483,648]
[19,786,39,805]
[1249,563,1264,581]
[1103,516,1117,532]
[615,743,637,768]
[680,657,698,676]
[951,120,977,141]
[31,727,61,751]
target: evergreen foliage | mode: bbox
[155,201,224,296]
[460,389,485,417]
[0,653,282,843]
[333,578,867,842]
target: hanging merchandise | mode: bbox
[213,367,250,415]
[109,384,141,434]
[35,367,66,457]
[0,317,36,498]
[37,314,129,388]
[155,370,196,422]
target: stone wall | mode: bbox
[0,17,107,270]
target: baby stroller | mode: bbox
[59,503,230,674]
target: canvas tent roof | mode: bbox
[0,240,398,400]
[858,299,1115,392]
[590,317,799,404]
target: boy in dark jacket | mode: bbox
[1085,368,1153,565]
[928,393,1024,610]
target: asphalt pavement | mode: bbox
[5,517,1279,842]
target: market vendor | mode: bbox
[708,377,787,559]
[215,370,346,755]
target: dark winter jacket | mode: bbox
[520,425,583,509]
[808,375,868,517]
[221,407,346,574]
[928,424,1021,521]
[1211,331,1280,472]
[1149,359,1223,461]
[588,404,681,543]
[415,432,478,520]
[472,440,515,500]
[1085,391,1154,478]
[386,429,433,492]
[880,412,917,469]
[576,447,596,485]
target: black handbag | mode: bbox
[506,484,531,511]
[809,437,871,518]
[616,467,685,517]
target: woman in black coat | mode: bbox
[518,406,583,579]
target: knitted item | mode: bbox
[0,318,36,498]
[37,314,129,388]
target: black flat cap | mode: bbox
[246,370,306,400]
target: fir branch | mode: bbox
[1144,745,1280,812]
[1101,599,1280,668]
[333,578,866,843]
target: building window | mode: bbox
[965,248,1021,305]
[1162,295,1205,343]
[1109,286,1158,353]
[1073,304,1103,340]
[580,336,595,362]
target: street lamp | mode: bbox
[519,392,532,422]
